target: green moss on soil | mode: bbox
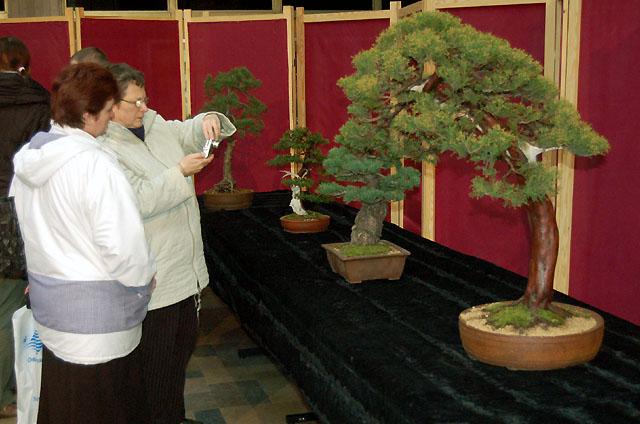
[484,302,568,329]
[339,243,393,257]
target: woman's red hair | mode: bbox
[51,63,120,128]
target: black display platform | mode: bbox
[200,191,640,423]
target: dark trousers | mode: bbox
[140,296,198,424]
[37,344,149,424]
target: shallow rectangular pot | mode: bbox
[321,240,410,284]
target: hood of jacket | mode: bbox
[0,72,50,108]
[12,124,98,188]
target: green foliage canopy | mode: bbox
[268,128,330,203]
[200,66,267,139]
[319,11,609,208]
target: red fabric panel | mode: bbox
[305,19,389,216]
[305,19,389,143]
[80,18,183,120]
[188,20,290,194]
[0,21,70,89]
[433,5,545,277]
[445,4,545,64]
[435,154,530,276]
[403,159,422,235]
[570,0,640,325]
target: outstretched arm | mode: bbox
[165,112,236,154]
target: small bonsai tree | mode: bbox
[200,66,267,193]
[268,127,330,217]
[319,11,609,326]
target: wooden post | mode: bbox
[389,1,404,228]
[284,6,296,130]
[73,7,84,52]
[554,0,582,295]
[167,0,178,18]
[294,7,306,128]
[182,9,192,120]
[284,5,297,176]
[176,9,188,120]
[541,0,560,196]
[65,7,75,57]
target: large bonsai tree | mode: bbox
[200,66,267,193]
[318,11,608,324]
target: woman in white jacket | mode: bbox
[102,63,235,424]
[11,63,156,424]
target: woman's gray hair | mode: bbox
[107,62,145,96]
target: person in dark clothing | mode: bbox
[0,36,50,419]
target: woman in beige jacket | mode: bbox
[101,63,236,424]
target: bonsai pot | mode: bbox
[203,188,254,211]
[321,240,410,284]
[280,213,330,234]
[458,302,605,370]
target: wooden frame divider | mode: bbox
[0,7,76,57]
[554,0,581,295]
[182,7,295,126]
[74,7,186,118]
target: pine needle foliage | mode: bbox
[268,128,330,204]
[318,11,608,246]
[200,67,267,192]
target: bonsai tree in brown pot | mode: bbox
[320,11,610,369]
[200,66,267,210]
[315,27,440,283]
[268,127,331,233]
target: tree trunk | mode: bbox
[216,138,236,192]
[350,202,387,245]
[522,196,559,309]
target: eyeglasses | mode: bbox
[121,97,149,108]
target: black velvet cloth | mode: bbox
[200,191,640,424]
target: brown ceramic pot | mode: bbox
[203,188,254,211]
[280,214,330,233]
[458,302,604,370]
[321,240,410,284]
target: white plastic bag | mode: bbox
[12,306,42,424]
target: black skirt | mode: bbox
[0,198,26,279]
[37,344,150,424]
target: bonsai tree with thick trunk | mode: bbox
[318,11,608,326]
[200,66,267,193]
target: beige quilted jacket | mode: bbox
[101,110,235,310]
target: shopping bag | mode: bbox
[12,306,42,424]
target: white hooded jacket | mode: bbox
[11,123,156,364]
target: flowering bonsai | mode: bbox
[319,10,608,329]
[200,66,267,194]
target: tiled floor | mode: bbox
[184,287,315,423]
[1,287,315,424]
